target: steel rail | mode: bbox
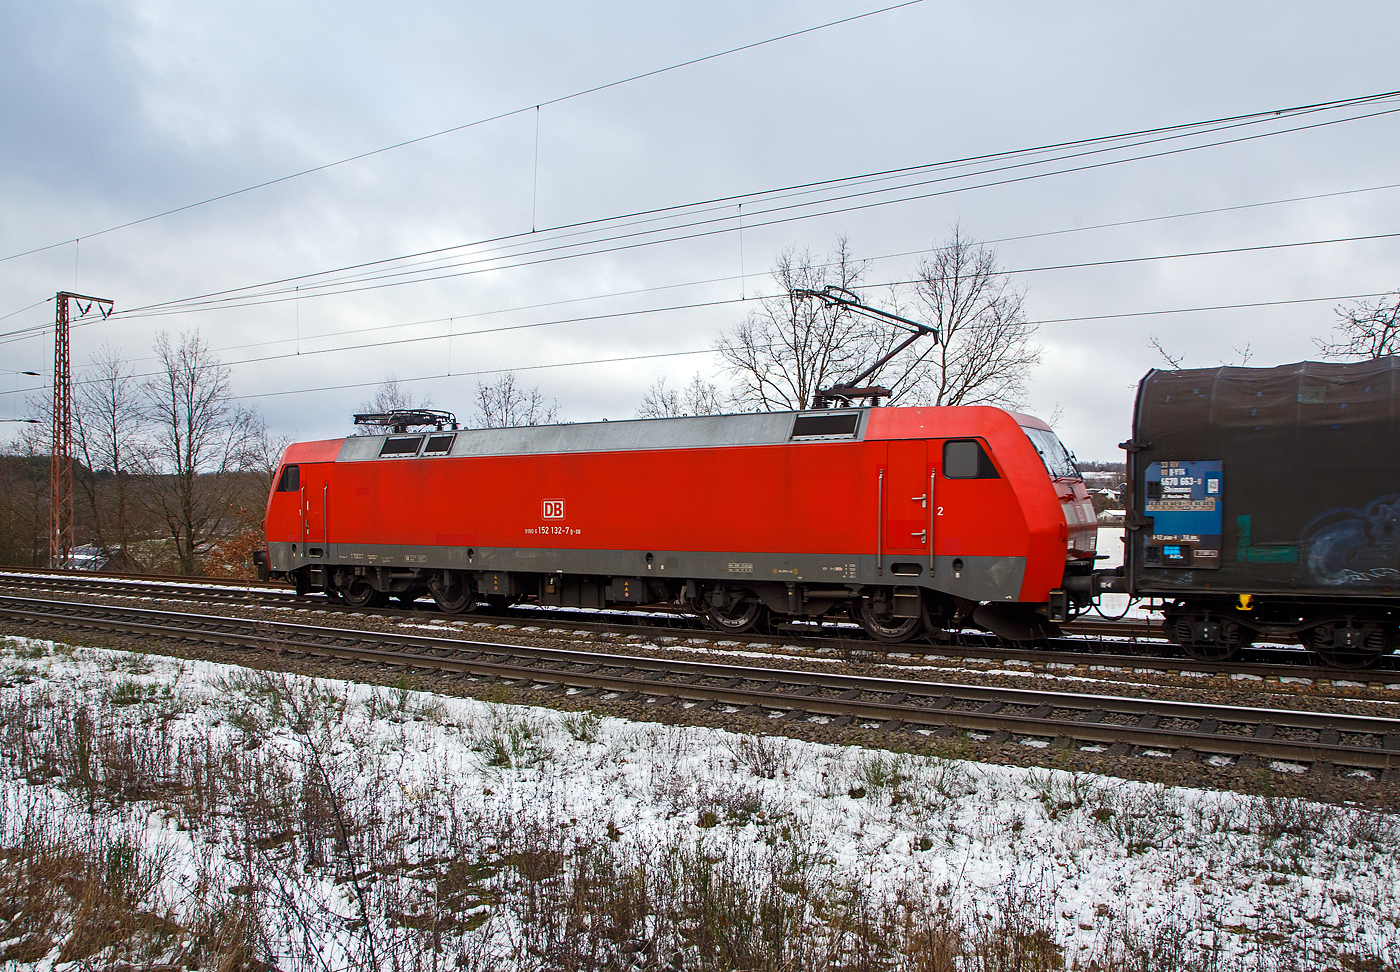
[0,565,288,588]
[2,594,1397,773]
[1,570,1391,680]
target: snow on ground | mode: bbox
[0,633,1397,970]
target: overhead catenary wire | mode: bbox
[2,93,1396,347]
[30,222,1400,346]
[4,104,1399,388]
[0,0,926,266]
[222,281,1400,402]
[5,285,1393,406]
[177,279,1400,373]
[63,88,1400,312]
[2,217,1398,374]
[8,170,1399,366]
[81,100,1400,323]
[0,297,53,325]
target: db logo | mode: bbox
[541,499,565,519]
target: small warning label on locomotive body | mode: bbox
[1142,460,1222,569]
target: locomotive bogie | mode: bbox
[1156,593,1400,667]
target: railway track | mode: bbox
[3,592,1397,779]
[0,567,1392,682]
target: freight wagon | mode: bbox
[1120,357,1400,666]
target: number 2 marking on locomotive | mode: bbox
[937,506,944,516]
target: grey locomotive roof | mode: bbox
[335,409,866,462]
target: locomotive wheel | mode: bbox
[430,575,478,615]
[1301,619,1392,670]
[342,577,388,609]
[853,601,923,644]
[704,596,767,634]
[1163,606,1251,662]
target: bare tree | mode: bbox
[354,374,436,434]
[1317,292,1400,359]
[636,371,724,418]
[138,330,264,575]
[244,424,291,499]
[1147,335,1185,369]
[880,226,1040,407]
[1149,338,1255,370]
[0,431,51,567]
[72,345,144,570]
[715,238,871,411]
[715,231,1038,412]
[473,373,559,428]
[202,421,290,579]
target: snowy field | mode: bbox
[0,633,1396,970]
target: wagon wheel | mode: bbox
[852,600,923,644]
[704,594,767,634]
[342,576,388,609]
[1301,619,1391,670]
[430,574,478,615]
[1163,605,1250,662]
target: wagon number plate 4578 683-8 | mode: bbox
[1142,460,1222,569]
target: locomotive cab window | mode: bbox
[380,436,424,458]
[1021,426,1079,478]
[943,440,999,479]
[276,464,300,492]
[422,433,456,456]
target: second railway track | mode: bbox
[3,592,1398,779]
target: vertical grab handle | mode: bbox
[929,468,936,576]
[323,482,329,546]
[877,468,884,577]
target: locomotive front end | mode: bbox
[1012,415,1107,620]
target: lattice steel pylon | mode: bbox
[49,292,112,568]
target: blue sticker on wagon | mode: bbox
[1142,460,1222,569]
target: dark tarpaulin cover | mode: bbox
[1127,356,1400,598]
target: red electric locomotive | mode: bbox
[258,406,1097,643]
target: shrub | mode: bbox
[560,709,603,744]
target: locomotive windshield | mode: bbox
[1022,426,1079,479]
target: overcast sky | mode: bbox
[4,0,1400,460]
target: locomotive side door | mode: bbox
[303,469,328,545]
[884,441,931,566]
